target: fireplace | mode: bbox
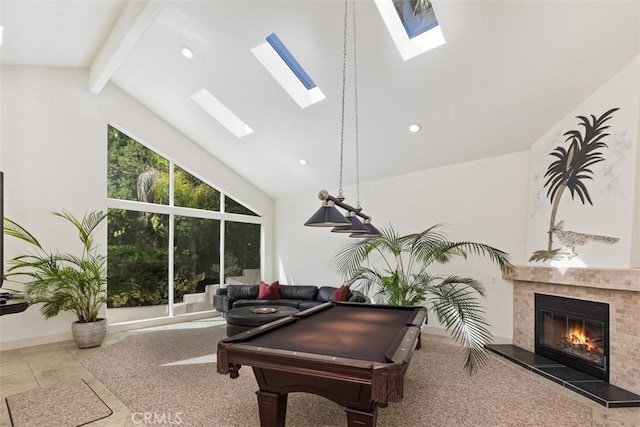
[505,267,640,403]
[535,293,609,381]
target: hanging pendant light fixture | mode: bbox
[331,211,368,233]
[304,191,350,227]
[304,0,380,237]
[349,218,381,238]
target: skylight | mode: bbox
[191,88,254,138]
[374,0,445,61]
[251,32,325,109]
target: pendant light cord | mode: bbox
[338,0,349,200]
[338,0,360,209]
[352,0,361,210]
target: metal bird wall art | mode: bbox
[548,221,619,259]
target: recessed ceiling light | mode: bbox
[299,159,308,165]
[409,124,422,133]
[181,46,194,59]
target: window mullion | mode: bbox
[168,213,175,317]
[220,220,226,286]
[168,162,175,316]
[107,198,261,224]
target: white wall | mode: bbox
[0,66,274,348]
[275,151,530,341]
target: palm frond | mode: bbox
[335,239,374,279]
[53,210,107,252]
[370,226,404,257]
[336,226,402,279]
[436,274,487,296]
[411,0,431,15]
[347,267,385,297]
[429,241,514,275]
[427,277,493,374]
[402,224,456,267]
[3,217,43,249]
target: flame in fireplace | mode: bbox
[565,324,596,353]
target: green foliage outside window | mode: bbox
[107,126,169,203]
[107,125,260,310]
[225,196,258,216]
[107,209,170,307]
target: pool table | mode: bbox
[217,302,427,427]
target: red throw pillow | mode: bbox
[332,285,352,302]
[258,281,281,300]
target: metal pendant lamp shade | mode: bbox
[304,200,350,227]
[331,211,368,233]
[350,219,381,238]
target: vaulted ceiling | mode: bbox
[1,1,638,199]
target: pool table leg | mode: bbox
[345,406,378,427]
[256,390,288,427]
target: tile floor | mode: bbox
[0,317,226,427]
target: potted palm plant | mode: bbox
[335,224,514,374]
[3,210,108,348]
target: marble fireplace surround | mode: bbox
[506,266,640,395]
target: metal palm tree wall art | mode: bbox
[529,108,620,262]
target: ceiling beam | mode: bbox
[88,0,165,94]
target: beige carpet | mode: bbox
[78,325,621,426]
[5,379,113,427]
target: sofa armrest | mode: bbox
[316,286,371,304]
[214,293,232,313]
[349,290,370,303]
[215,288,228,296]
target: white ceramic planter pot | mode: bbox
[71,318,107,349]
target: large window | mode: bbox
[107,125,261,322]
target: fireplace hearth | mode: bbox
[535,293,609,381]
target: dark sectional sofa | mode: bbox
[213,284,370,314]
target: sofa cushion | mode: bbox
[258,281,281,299]
[316,286,337,302]
[332,285,352,302]
[227,285,259,299]
[278,285,318,301]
